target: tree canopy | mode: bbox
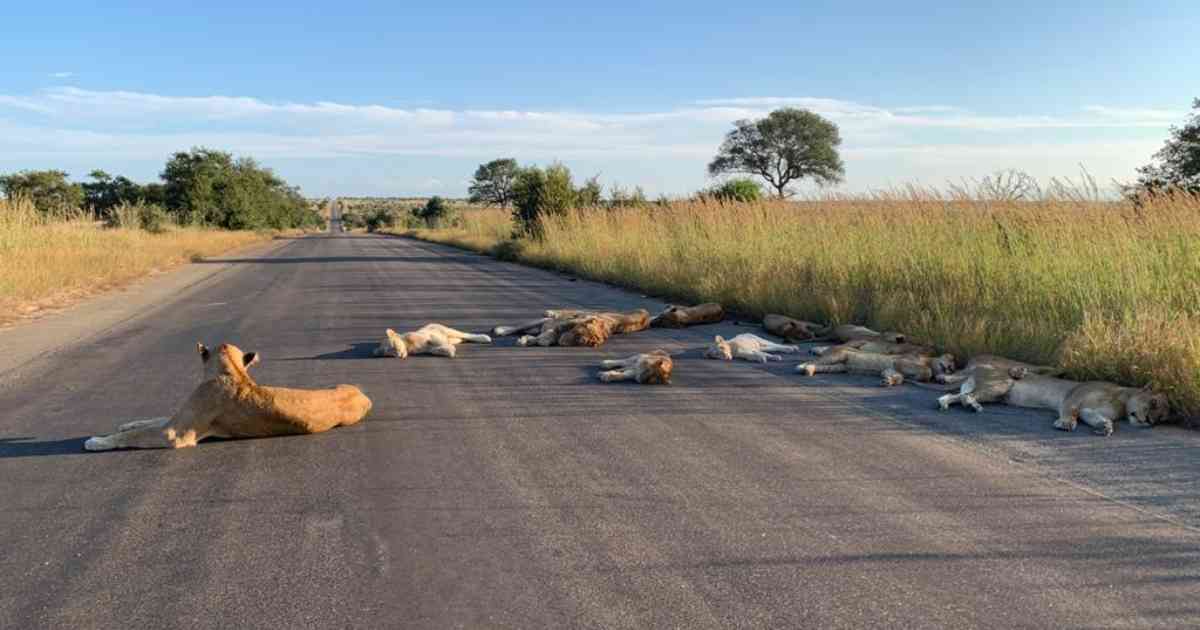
[468,158,520,206]
[708,107,845,198]
[1134,98,1200,195]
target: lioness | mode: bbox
[762,314,824,342]
[796,348,955,386]
[809,338,936,357]
[704,334,801,363]
[85,343,372,451]
[597,350,674,384]
[650,303,725,328]
[810,324,907,344]
[493,309,650,348]
[936,370,1169,436]
[934,354,1063,385]
[374,323,492,359]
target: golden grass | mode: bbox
[1,198,273,325]
[404,193,1200,424]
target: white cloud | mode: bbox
[0,87,1182,194]
[49,72,73,79]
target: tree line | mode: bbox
[0,147,323,230]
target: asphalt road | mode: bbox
[2,233,1199,629]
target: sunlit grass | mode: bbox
[1,198,272,324]
[406,191,1200,423]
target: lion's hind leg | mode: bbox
[116,416,170,432]
[600,355,638,369]
[492,317,550,337]
[85,416,208,451]
[598,367,637,383]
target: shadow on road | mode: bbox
[195,255,486,265]
[0,436,87,458]
[276,342,380,361]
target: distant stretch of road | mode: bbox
[1,233,1198,629]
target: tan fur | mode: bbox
[84,343,372,451]
[936,368,1169,436]
[374,323,492,359]
[762,314,824,341]
[496,309,651,348]
[811,324,907,344]
[650,303,725,328]
[704,333,801,363]
[810,339,936,357]
[797,347,955,386]
[598,350,674,384]
[935,354,1063,385]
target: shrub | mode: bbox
[511,163,581,237]
[705,178,763,202]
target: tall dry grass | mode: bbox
[1,198,271,324]
[406,191,1200,422]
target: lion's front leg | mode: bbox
[492,317,550,337]
[599,355,638,369]
[1077,408,1115,436]
[598,368,637,383]
[116,417,170,432]
[85,415,211,451]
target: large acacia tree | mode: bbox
[708,108,845,198]
[468,158,520,206]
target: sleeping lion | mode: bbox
[85,343,372,450]
[374,323,492,358]
[796,347,955,386]
[492,308,650,348]
[597,350,674,384]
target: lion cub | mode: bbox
[597,350,674,384]
[704,334,801,363]
[374,323,492,359]
[85,343,372,450]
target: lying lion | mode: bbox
[374,323,492,359]
[493,309,650,348]
[810,324,907,344]
[936,368,1168,436]
[796,348,955,386]
[597,350,674,384]
[934,354,1063,385]
[85,343,372,450]
[762,314,825,341]
[704,334,801,363]
[650,303,724,328]
[809,338,936,357]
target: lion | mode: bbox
[761,314,825,342]
[796,347,955,386]
[704,333,802,363]
[84,343,372,451]
[374,323,492,359]
[493,309,650,348]
[597,350,674,384]
[933,354,1063,385]
[935,368,1169,436]
[650,303,725,328]
[809,338,937,357]
[809,324,907,344]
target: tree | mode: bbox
[82,169,145,216]
[161,148,236,225]
[468,158,520,206]
[1133,98,1200,195]
[0,170,84,214]
[411,196,453,228]
[511,163,579,236]
[160,147,319,229]
[707,107,845,198]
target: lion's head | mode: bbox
[374,329,408,358]
[1127,389,1170,427]
[199,342,259,380]
[640,352,673,385]
[704,335,734,361]
[560,317,612,347]
[931,353,957,377]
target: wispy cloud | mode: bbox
[49,71,73,79]
[0,87,1182,193]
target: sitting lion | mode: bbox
[935,368,1169,436]
[762,314,825,341]
[704,334,802,363]
[597,350,674,384]
[493,309,650,348]
[374,323,492,359]
[796,347,955,386]
[650,303,724,328]
[85,343,372,451]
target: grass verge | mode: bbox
[397,194,1200,425]
[1,199,276,326]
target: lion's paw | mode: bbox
[84,436,114,452]
[1092,420,1114,437]
[1053,417,1078,432]
[796,363,817,376]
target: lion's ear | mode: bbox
[714,335,725,343]
[197,343,210,362]
[242,352,260,368]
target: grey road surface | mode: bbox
[2,234,1199,629]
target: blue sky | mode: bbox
[1,1,1197,197]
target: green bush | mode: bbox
[511,163,581,237]
[0,170,84,215]
[706,178,763,202]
